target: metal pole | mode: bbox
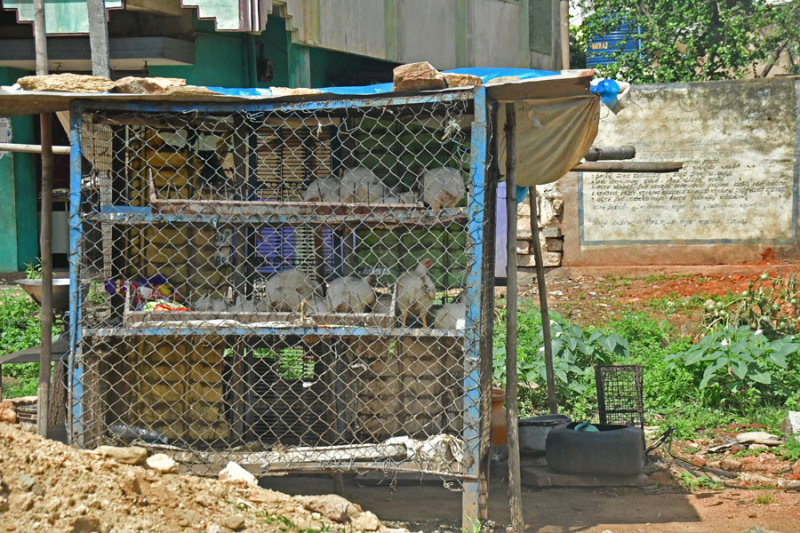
[504,104,524,533]
[33,0,52,439]
[529,187,558,414]
[87,0,111,78]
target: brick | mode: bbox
[541,226,562,238]
[516,240,531,255]
[517,251,562,268]
[189,363,223,385]
[545,237,564,252]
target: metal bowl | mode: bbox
[15,278,71,312]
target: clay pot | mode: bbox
[491,388,507,446]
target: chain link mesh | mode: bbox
[71,96,485,479]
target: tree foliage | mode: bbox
[576,0,800,83]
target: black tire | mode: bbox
[545,422,645,476]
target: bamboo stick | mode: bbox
[529,187,558,414]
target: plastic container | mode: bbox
[519,414,570,454]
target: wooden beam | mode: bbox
[504,104,525,533]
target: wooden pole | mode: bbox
[504,104,524,533]
[87,0,111,78]
[529,188,558,414]
[478,101,500,521]
[33,0,53,438]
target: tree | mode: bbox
[576,0,800,83]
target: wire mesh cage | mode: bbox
[594,364,644,429]
[69,93,490,480]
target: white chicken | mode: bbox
[326,275,376,313]
[396,259,436,327]
[338,167,386,203]
[433,301,466,330]
[302,175,340,202]
[423,167,466,210]
[260,268,321,312]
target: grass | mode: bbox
[0,286,50,399]
[755,494,774,504]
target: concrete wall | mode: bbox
[283,0,559,70]
[555,78,800,267]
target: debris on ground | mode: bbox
[0,422,404,532]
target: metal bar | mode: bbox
[504,103,524,533]
[0,143,70,155]
[82,325,467,338]
[573,161,683,172]
[67,105,83,445]
[529,187,557,414]
[462,86,487,529]
[90,207,469,228]
[86,0,111,78]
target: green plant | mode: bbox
[755,494,773,504]
[577,0,800,82]
[666,326,800,410]
[462,516,482,533]
[25,260,42,279]
[706,269,800,338]
[493,303,628,418]
[779,437,800,462]
[679,471,721,491]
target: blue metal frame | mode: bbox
[68,105,83,445]
[68,88,488,524]
[462,86,487,524]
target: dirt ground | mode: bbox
[263,471,800,533]
[0,422,401,532]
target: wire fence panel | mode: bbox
[70,95,486,479]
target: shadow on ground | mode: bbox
[260,473,701,532]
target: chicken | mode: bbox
[423,167,466,210]
[338,167,386,203]
[433,301,466,330]
[396,259,436,327]
[326,275,376,313]
[302,175,340,202]
[260,268,321,312]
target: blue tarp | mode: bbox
[205,67,560,98]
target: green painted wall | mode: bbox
[148,32,253,87]
[0,67,38,273]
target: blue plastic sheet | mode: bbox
[205,67,561,98]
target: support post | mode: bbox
[560,0,570,70]
[477,101,500,521]
[462,86,488,530]
[529,187,558,414]
[504,104,524,533]
[87,0,111,78]
[33,0,53,439]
